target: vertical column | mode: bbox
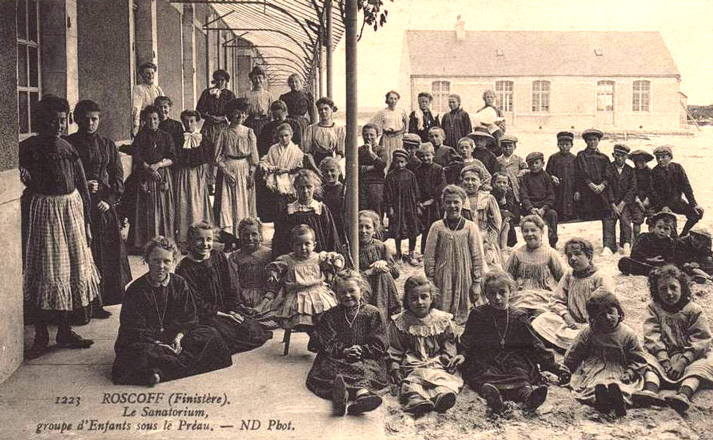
[40,0,79,108]
[135,0,158,80]
[325,0,333,98]
[345,0,359,264]
[182,4,197,109]
[206,12,216,80]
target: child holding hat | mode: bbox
[546,131,578,221]
[650,145,704,236]
[520,151,558,248]
[602,144,637,255]
[629,149,655,239]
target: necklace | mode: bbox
[344,305,360,328]
[445,216,464,232]
[492,309,510,348]
[148,283,169,333]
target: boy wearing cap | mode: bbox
[414,142,447,259]
[468,127,502,175]
[629,150,655,238]
[546,131,578,220]
[618,208,676,276]
[358,123,390,217]
[427,127,459,168]
[441,94,473,149]
[400,132,423,172]
[650,145,704,236]
[673,228,713,283]
[498,134,528,203]
[602,144,638,255]
[575,129,611,223]
[520,152,558,248]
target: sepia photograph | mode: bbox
[0,0,712,438]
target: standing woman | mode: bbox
[126,105,176,252]
[302,97,346,170]
[214,98,259,237]
[131,62,164,138]
[21,96,100,359]
[371,91,409,164]
[279,74,315,134]
[66,100,132,317]
[242,66,274,140]
[408,92,440,143]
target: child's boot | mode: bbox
[480,383,505,413]
[347,389,382,415]
[332,375,349,416]
[608,383,627,417]
[593,384,611,413]
[432,391,457,413]
[403,396,434,415]
[522,385,549,411]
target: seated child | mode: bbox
[459,271,569,414]
[520,152,558,248]
[491,172,521,249]
[461,164,504,269]
[358,210,401,320]
[415,142,447,259]
[618,208,676,276]
[176,222,272,354]
[564,290,647,417]
[228,217,277,321]
[603,144,637,255]
[388,275,463,414]
[546,131,578,221]
[532,238,616,350]
[306,270,389,416]
[113,237,232,386]
[319,157,347,246]
[673,228,713,283]
[633,265,713,413]
[384,149,422,262]
[650,145,704,237]
[629,149,655,238]
[269,224,343,331]
[497,134,528,205]
[504,215,565,315]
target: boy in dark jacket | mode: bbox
[629,150,654,239]
[603,144,637,255]
[520,152,558,248]
[491,172,521,249]
[618,209,676,276]
[674,228,713,283]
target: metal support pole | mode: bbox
[345,0,359,266]
[325,0,333,98]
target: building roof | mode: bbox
[404,30,680,78]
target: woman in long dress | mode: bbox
[214,99,259,237]
[279,74,315,134]
[302,97,345,170]
[258,123,304,223]
[242,66,273,140]
[370,91,408,165]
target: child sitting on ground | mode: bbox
[459,271,569,414]
[306,270,389,416]
[520,152,558,249]
[618,208,676,276]
[358,210,401,320]
[546,131,578,221]
[564,289,647,417]
[384,149,422,262]
[532,238,616,350]
[673,228,713,283]
[633,265,713,413]
[491,172,520,249]
[388,275,463,415]
[629,149,655,238]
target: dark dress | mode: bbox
[125,128,176,250]
[321,182,347,246]
[441,108,472,150]
[459,305,557,396]
[415,162,446,249]
[272,200,341,258]
[384,168,422,240]
[492,186,520,247]
[257,118,302,158]
[196,87,236,145]
[112,274,232,385]
[575,148,611,220]
[306,303,390,399]
[158,118,184,152]
[66,132,132,306]
[359,239,401,320]
[358,144,388,217]
[408,110,440,142]
[175,251,272,354]
[279,89,314,133]
[473,147,502,175]
[546,151,578,220]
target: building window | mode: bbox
[17,0,41,136]
[633,80,650,112]
[495,80,513,112]
[531,80,550,112]
[597,81,615,111]
[431,80,450,113]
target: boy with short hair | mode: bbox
[401,133,422,172]
[618,209,676,276]
[427,126,459,168]
[629,149,654,239]
[603,144,637,255]
[498,134,528,204]
[649,145,704,236]
[520,152,558,248]
[546,131,578,221]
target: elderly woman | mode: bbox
[370,90,409,162]
[302,97,346,170]
[279,74,315,134]
[242,66,274,140]
[408,92,440,142]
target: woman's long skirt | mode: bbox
[126,168,175,250]
[174,164,214,243]
[214,158,256,237]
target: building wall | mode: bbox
[195,28,208,94]
[156,0,183,111]
[410,75,683,131]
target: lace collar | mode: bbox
[287,199,322,215]
[393,309,454,337]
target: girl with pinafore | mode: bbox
[302,97,345,169]
[21,96,101,359]
[126,105,176,252]
[389,275,463,415]
[66,99,132,318]
[461,163,504,270]
[633,265,713,413]
[306,270,389,416]
[214,98,259,237]
[358,210,401,320]
[424,185,486,325]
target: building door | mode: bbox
[596,80,615,126]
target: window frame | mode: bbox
[632,80,651,112]
[17,0,42,140]
[431,80,451,114]
[495,80,514,112]
[531,80,550,113]
[596,80,615,112]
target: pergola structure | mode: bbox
[169,0,360,263]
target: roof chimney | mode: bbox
[455,15,465,41]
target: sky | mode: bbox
[328,0,713,108]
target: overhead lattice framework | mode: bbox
[169,0,345,86]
